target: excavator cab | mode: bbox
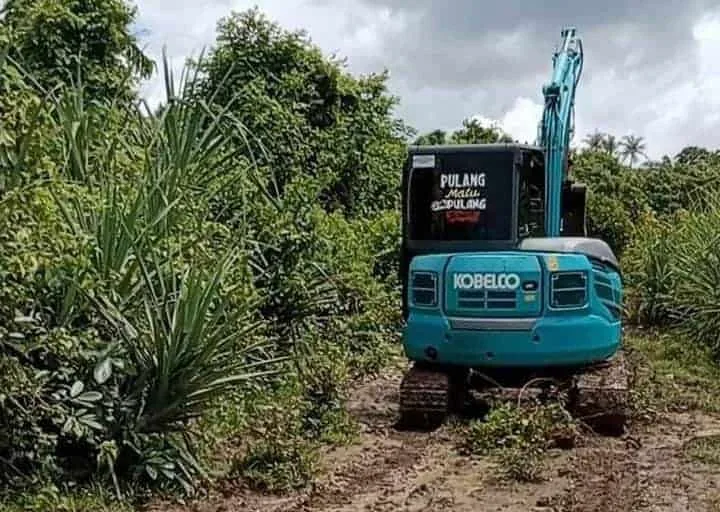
[401,143,553,320]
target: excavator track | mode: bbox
[398,364,450,430]
[570,350,630,436]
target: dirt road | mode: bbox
[157,365,720,512]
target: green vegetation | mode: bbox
[4,0,720,507]
[628,331,720,417]
[684,435,720,466]
[460,402,578,482]
[413,118,514,146]
[0,1,404,506]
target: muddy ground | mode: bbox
[151,364,720,512]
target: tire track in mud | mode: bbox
[286,432,432,512]
[550,438,641,512]
[281,371,568,512]
[551,413,720,512]
[284,372,451,512]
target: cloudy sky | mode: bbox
[134,0,720,160]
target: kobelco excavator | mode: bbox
[398,27,628,433]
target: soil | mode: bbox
[148,368,720,512]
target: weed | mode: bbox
[683,435,720,466]
[461,401,578,482]
[232,439,319,493]
[627,331,720,417]
[0,483,134,512]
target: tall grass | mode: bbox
[666,194,720,353]
[627,189,720,358]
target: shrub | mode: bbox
[0,59,287,496]
[622,210,678,325]
[663,195,720,355]
[0,2,407,505]
[622,188,720,360]
[586,193,634,257]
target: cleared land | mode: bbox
[149,332,720,512]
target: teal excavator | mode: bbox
[398,28,629,433]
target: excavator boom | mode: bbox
[538,27,583,237]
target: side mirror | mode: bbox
[561,181,587,236]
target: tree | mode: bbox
[583,130,605,151]
[413,129,447,145]
[196,7,410,217]
[602,134,619,157]
[675,146,712,165]
[414,118,514,146]
[1,0,153,101]
[620,134,648,167]
[448,118,513,144]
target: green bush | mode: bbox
[461,402,577,482]
[585,193,634,257]
[662,196,720,355]
[622,210,678,325]
[621,188,720,359]
[0,4,406,503]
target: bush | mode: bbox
[0,63,285,496]
[662,195,720,355]
[586,193,634,257]
[622,210,678,325]
[0,7,406,501]
[230,387,322,493]
[622,188,720,360]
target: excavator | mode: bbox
[398,27,629,433]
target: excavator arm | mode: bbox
[537,27,584,237]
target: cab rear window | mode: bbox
[407,151,515,241]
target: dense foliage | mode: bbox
[4,0,720,508]
[574,139,720,361]
[413,118,514,146]
[0,1,405,503]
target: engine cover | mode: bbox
[444,253,542,318]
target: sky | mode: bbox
[134,0,720,160]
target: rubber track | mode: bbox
[398,364,450,429]
[571,350,630,435]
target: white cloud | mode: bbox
[498,97,543,145]
[134,0,407,107]
[469,97,543,145]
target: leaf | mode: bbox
[62,416,77,435]
[94,358,113,384]
[145,465,158,481]
[159,467,176,481]
[70,381,84,398]
[79,414,103,430]
[76,391,103,403]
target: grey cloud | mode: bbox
[134,0,720,157]
[348,0,711,83]
[312,0,720,156]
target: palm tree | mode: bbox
[619,134,648,167]
[583,130,605,151]
[602,134,619,157]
